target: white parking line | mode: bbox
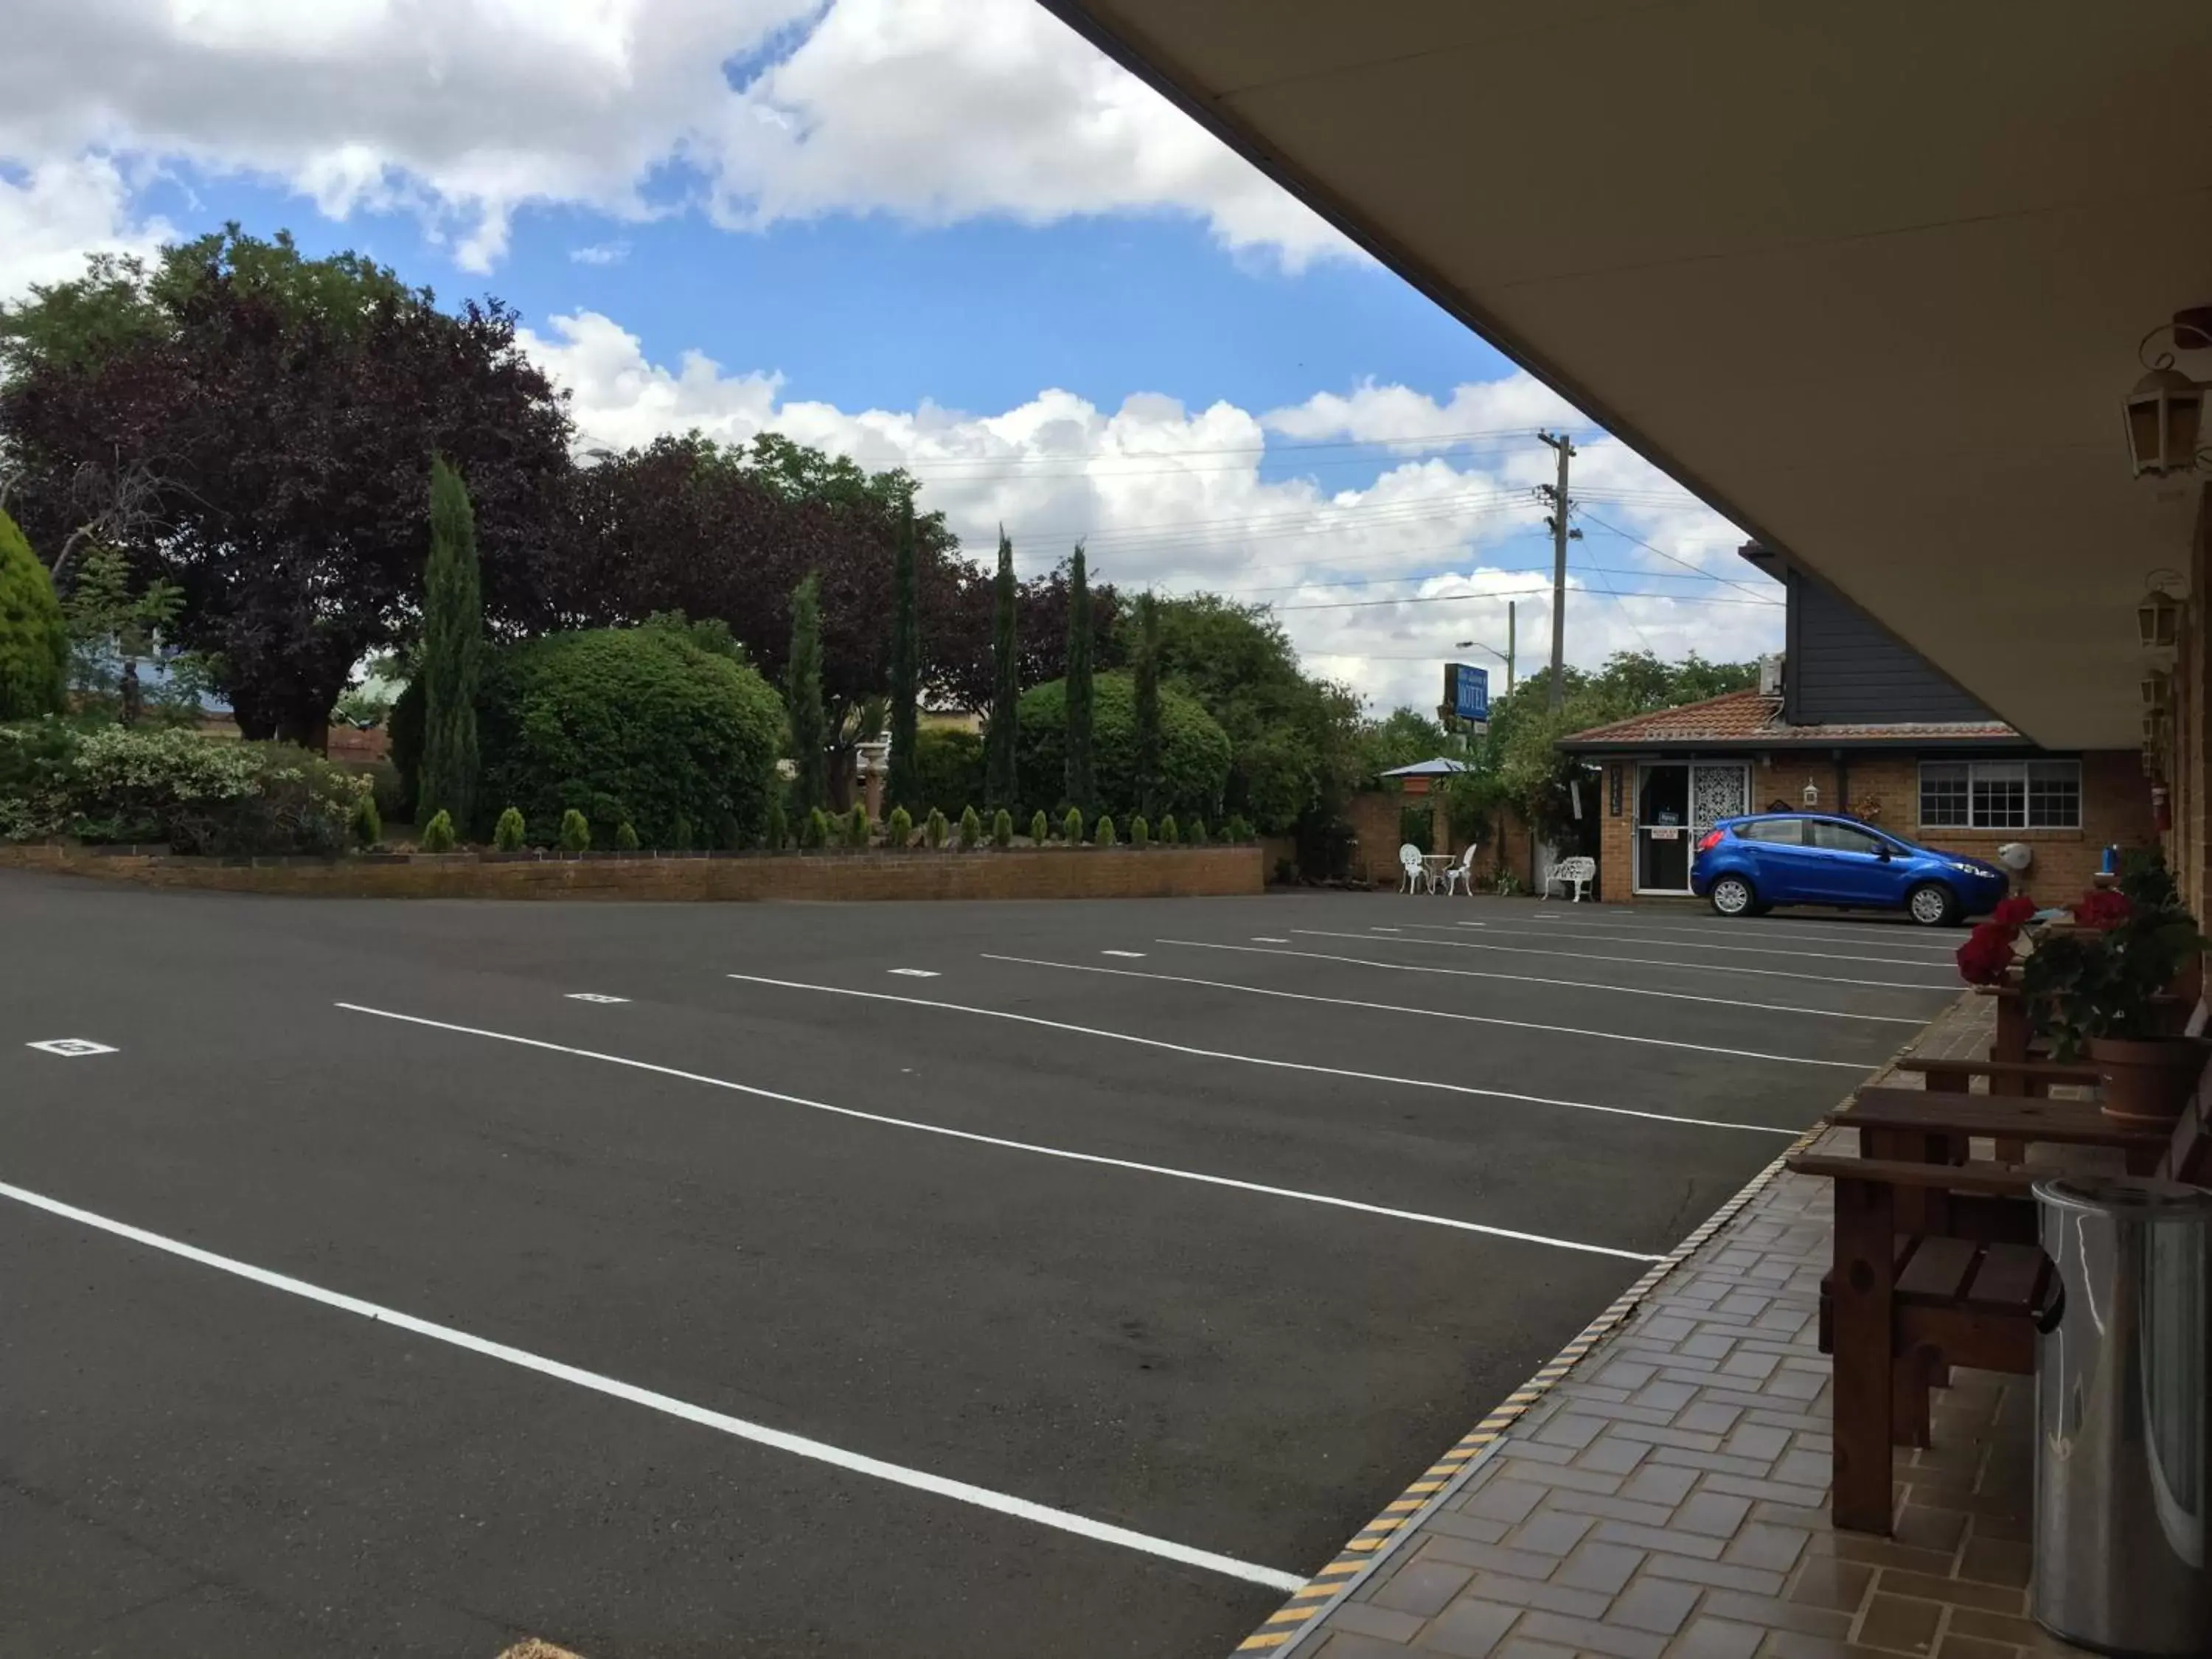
[982,954,1877,1070]
[888,969,941,978]
[0,1175,1307,1593]
[1399,921,1956,972]
[1251,937,1291,945]
[1150,940,1924,1026]
[1291,930,1951,993]
[565,994,630,1005]
[1509,916,1960,953]
[1101,950,1147,959]
[335,1005,1666,1257]
[717,976,1795,1138]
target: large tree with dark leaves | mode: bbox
[0,229,572,748]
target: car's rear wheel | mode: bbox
[1710,874,1757,917]
[1907,882,1959,927]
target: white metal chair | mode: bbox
[1398,843,1427,894]
[1443,842,1480,896]
[1543,855,1596,902]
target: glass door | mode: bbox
[1636,763,1691,892]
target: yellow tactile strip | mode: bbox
[1231,1124,1830,1655]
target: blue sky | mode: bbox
[3,0,1775,711]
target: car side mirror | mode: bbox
[1877,846,1893,861]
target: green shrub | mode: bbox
[1187,817,1208,846]
[0,509,67,722]
[615,820,640,851]
[915,726,987,819]
[1224,813,1252,844]
[0,717,82,841]
[925,807,948,849]
[350,790,382,849]
[557,807,591,852]
[1399,803,1433,854]
[352,759,405,826]
[715,813,743,851]
[1015,672,1229,824]
[802,807,830,849]
[493,806,526,850]
[766,799,788,851]
[1095,815,1117,848]
[51,727,357,854]
[420,809,457,852]
[959,804,982,849]
[992,807,1012,849]
[672,813,694,850]
[1063,807,1083,844]
[1158,813,1178,845]
[475,625,783,849]
[1030,809,1048,845]
[1130,814,1150,849]
[887,804,913,848]
[846,803,871,849]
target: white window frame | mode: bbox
[1919,759,2081,831]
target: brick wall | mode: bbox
[1594,750,2153,906]
[0,844,1264,902]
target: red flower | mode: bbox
[1991,897,2037,928]
[1955,922,2018,987]
[2073,890,2133,931]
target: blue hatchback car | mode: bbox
[1690,813,2011,926]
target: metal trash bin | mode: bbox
[2033,1174,2211,1657]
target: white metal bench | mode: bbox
[1543,855,1596,902]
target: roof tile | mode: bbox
[1558,689,2017,748]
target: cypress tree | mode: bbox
[1064,543,1094,813]
[416,458,482,832]
[886,498,922,813]
[1132,588,1161,821]
[786,571,827,815]
[984,529,1019,810]
[0,509,66,721]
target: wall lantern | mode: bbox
[1801,780,1820,807]
[2142,669,2173,710]
[2126,307,2211,478]
[2138,572,2186,650]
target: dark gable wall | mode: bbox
[1782,566,2000,726]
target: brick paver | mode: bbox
[1267,993,2092,1659]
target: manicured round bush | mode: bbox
[1015,672,1228,825]
[925,807,948,849]
[615,820,640,851]
[1187,817,1208,846]
[803,807,830,848]
[992,807,1013,849]
[351,790,383,848]
[959,804,982,849]
[0,509,66,722]
[1224,814,1252,844]
[1029,809,1048,846]
[1158,813,1179,846]
[1095,815,1117,848]
[1130,814,1150,850]
[557,807,591,852]
[493,806,526,850]
[474,625,783,849]
[887,804,913,848]
[1063,807,1082,844]
[846,803,870,849]
[420,809,457,852]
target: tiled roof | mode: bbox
[1557,688,2020,748]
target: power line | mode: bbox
[1211,558,1787,599]
[1572,508,1775,600]
[1258,584,1784,613]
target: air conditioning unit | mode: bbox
[1758,653,1785,698]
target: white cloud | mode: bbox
[1,0,1349,273]
[524,313,1780,712]
[568,240,632,266]
[0,156,173,302]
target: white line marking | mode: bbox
[0,1176,1306,1593]
[335,1004,1664,1259]
[25,1039,117,1057]
[1370,926,1402,932]
[1419,920,1957,971]
[1158,940,1924,1026]
[1502,916,1960,953]
[1289,930,1952,993]
[1251,937,1291,944]
[888,969,941,978]
[1101,950,1147,959]
[983,954,1875,1070]
[715,977,1793,1139]
[564,993,630,1005]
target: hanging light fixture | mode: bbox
[2138,571,2185,651]
[2142,669,2174,709]
[2126,308,2212,478]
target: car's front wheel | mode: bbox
[1710,874,1758,918]
[1907,881,1959,927]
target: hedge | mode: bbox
[473,626,783,849]
[915,726,986,820]
[1015,672,1228,825]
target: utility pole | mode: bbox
[1537,431,1580,710]
[1506,600,1516,695]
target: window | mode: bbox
[1736,818,1806,844]
[1808,820,1886,855]
[1919,759,2081,830]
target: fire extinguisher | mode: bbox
[2152,782,2171,833]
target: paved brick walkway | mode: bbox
[1266,994,2085,1659]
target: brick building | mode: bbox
[1555,547,2156,907]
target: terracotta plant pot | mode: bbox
[2088,1036,2205,1127]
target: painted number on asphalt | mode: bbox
[565,993,631,1004]
[888,969,940,978]
[27,1039,118,1057]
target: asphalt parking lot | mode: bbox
[0,877,1968,1658]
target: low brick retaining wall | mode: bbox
[0,842,1265,902]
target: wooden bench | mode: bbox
[1893,1056,2101,1097]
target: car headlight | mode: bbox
[1949,860,1994,880]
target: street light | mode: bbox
[1453,599,1517,693]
